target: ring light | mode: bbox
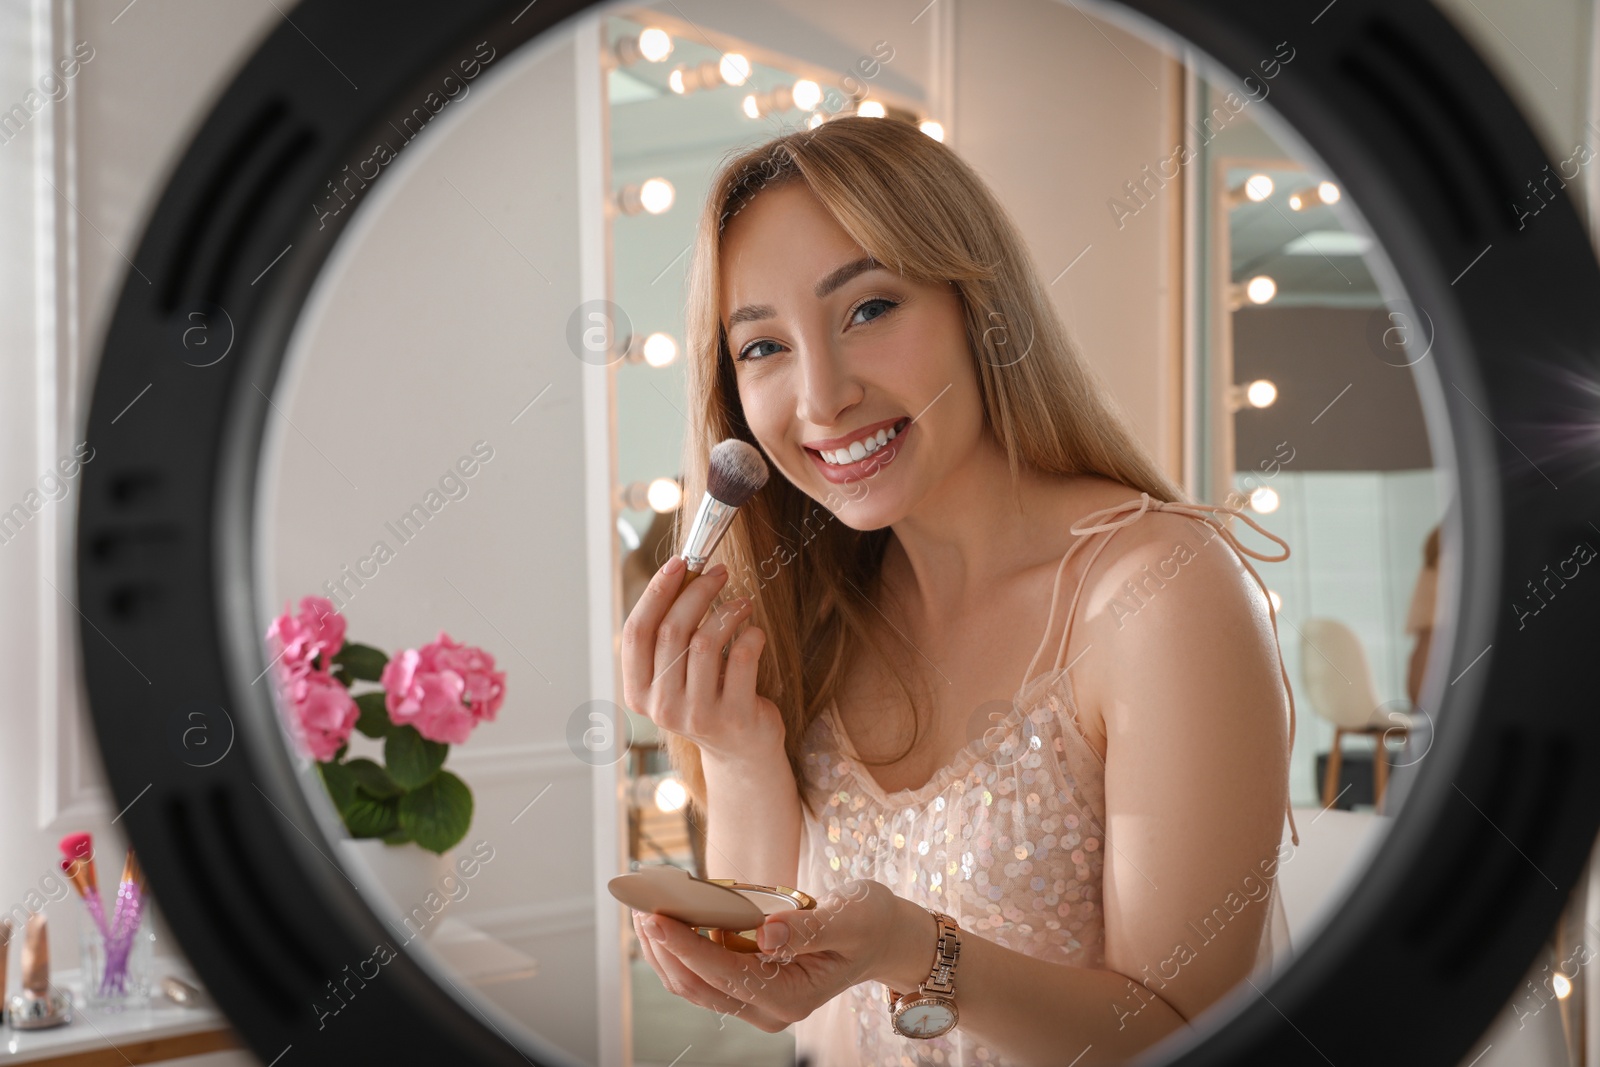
[75,0,1600,1063]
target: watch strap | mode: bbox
[887,907,961,1006]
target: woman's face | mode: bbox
[719,181,984,530]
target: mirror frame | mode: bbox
[76,0,1600,1063]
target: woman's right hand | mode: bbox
[621,556,786,763]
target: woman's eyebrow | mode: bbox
[725,256,883,328]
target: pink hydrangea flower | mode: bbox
[266,596,355,761]
[285,670,359,762]
[380,631,506,746]
[266,596,347,677]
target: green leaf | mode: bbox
[385,725,448,789]
[317,760,356,811]
[333,642,389,683]
[345,758,403,799]
[342,792,401,838]
[397,771,473,855]
[353,691,393,738]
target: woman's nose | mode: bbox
[794,341,862,427]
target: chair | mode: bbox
[1300,618,1414,810]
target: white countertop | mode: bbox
[0,960,230,1063]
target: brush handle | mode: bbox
[82,892,110,943]
[100,886,145,997]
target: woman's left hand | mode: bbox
[630,877,897,1033]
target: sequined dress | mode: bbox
[791,495,1299,1067]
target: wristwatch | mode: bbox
[885,907,962,1039]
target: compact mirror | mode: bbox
[76,1,1600,1065]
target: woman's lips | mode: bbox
[805,418,911,484]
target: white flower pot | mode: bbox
[338,839,457,941]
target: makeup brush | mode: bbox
[58,832,110,940]
[109,849,138,953]
[679,439,769,587]
[103,850,148,995]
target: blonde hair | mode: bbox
[667,116,1184,825]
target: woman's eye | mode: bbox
[851,297,897,325]
[738,339,782,362]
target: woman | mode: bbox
[621,116,1298,1066]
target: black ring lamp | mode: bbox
[75,0,1600,1064]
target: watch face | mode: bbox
[895,999,957,1038]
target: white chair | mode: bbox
[1300,618,1414,810]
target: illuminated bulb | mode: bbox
[808,111,826,129]
[742,93,761,119]
[1288,192,1305,211]
[719,52,751,86]
[1246,379,1278,408]
[1318,180,1341,204]
[1554,972,1573,999]
[791,79,821,111]
[639,177,674,214]
[857,100,886,118]
[668,66,687,94]
[646,477,683,513]
[1244,174,1274,201]
[1268,589,1282,612]
[1250,486,1280,514]
[638,27,673,62]
[1245,275,1277,304]
[919,119,945,142]
[654,776,688,813]
[642,332,678,368]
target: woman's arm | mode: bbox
[868,514,1292,1065]
[701,747,802,889]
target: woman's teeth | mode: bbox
[820,423,899,466]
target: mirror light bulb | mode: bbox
[857,100,886,118]
[638,27,673,62]
[668,67,687,94]
[1288,192,1305,211]
[719,53,751,86]
[1268,589,1282,612]
[919,119,945,142]
[1250,486,1280,514]
[1554,972,1573,999]
[791,79,821,111]
[1245,174,1274,201]
[1246,275,1277,304]
[1318,180,1341,204]
[654,776,688,813]
[639,177,674,215]
[742,93,761,119]
[646,477,683,513]
[808,111,826,129]
[642,332,678,368]
[1246,379,1278,408]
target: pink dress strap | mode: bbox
[1018,492,1301,847]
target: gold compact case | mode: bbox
[608,865,816,953]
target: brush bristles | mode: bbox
[707,439,769,507]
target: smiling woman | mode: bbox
[612,116,1301,1065]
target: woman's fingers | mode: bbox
[683,597,752,720]
[643,566,732,710]
[719,624,766,705]
[620,559,688,718]
[630,911,787,1031]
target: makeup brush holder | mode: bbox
[78,911,154,1010]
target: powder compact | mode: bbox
[608,865,816,953]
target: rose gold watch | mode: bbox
[885,907,961,1039]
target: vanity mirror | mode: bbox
[74,1,1600,1064]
